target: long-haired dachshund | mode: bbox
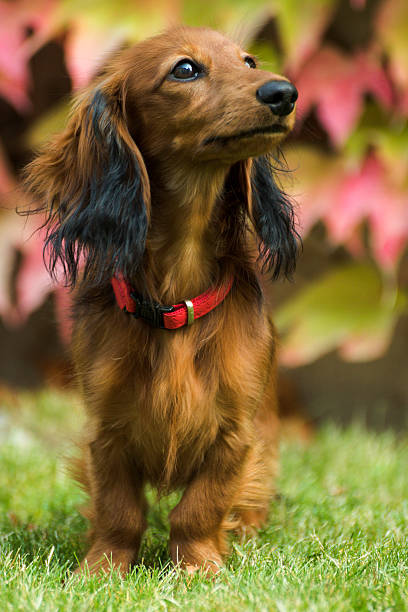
[23,26,299,575]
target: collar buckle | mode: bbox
[130,293,175,328]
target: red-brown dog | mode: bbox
[24,26,299,575]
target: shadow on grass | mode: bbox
[0,489,182,573]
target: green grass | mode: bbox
[1,390,408,611]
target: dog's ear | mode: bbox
[237,155,300,279]
[23,77,150,287]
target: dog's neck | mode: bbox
[144,161,230,303]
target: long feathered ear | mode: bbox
[246,155,300,279]
[22,77,150,287]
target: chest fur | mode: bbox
[75,300,273,487]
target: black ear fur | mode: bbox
[40,88,149,287]
[251,155,300,279]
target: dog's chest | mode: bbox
[128,338,221,485]
[131,398,219,486]
[126,318,271,486]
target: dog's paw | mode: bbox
[75,542,135,577]
[170,536,223,576]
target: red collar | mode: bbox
[111,275,234,330]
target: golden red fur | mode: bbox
[23,26,299,575]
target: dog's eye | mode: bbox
[244,56,257,69]
[170,60,201,81]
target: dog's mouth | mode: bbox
[203,124,288,146]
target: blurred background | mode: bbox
[0,0,407,431]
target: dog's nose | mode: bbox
[256,80,298,117]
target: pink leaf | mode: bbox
[0,0,58,112]
[0,26,26,82]
[0,10,30,111]
[324,157,377,243]
[65,20,126,89]
[369,196,408,271]
[15,226,53,323]
[286,148,408,270]
[355,52,393,109]
[293,47,393,145]
[0,203,55,326]
[324,155,408,269]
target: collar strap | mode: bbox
[111,275,234,330]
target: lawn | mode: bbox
[1,390,408,611]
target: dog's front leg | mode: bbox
[79,435,147,576]
[169,428,249,574]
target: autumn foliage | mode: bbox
[0,0,407,365]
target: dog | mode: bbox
[23,25,299,575]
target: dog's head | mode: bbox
[121,27,297,164]
[24,26,299,286]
